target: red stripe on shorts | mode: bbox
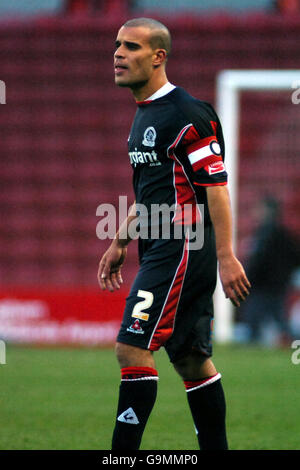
[148,235,189,351]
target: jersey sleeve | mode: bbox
[181,102,228,187]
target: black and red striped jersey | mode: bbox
[128,85,227,227]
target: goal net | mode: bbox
[214,70,300,342]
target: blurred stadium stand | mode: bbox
[0,1,299,291]
[134,0,275,13]
[1,0,298,17]
[0,0,63,17]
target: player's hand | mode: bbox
[218,255,251,307]
[98,241,127,292]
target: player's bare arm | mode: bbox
[206,185,251,307]
[98,202,137,292]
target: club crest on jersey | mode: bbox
[142,126,156,147]
[127,319,145,334]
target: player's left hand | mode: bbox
[218,255,251,307]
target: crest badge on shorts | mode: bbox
[127,319,145,334]
[142,126,156,147]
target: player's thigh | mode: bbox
[115,342,155,369]
[173,352,217,381]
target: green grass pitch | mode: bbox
[0,343,299,450]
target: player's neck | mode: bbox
[131,73,169,102]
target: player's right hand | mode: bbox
[97,241,127,292]
[218,254,251,307]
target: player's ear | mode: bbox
[152,49,167,68]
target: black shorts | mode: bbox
[117,225,217,363]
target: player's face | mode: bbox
[114,26,156,89]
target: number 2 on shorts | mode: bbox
[131,290,154,321]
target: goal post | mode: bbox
[213,69,300,343]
